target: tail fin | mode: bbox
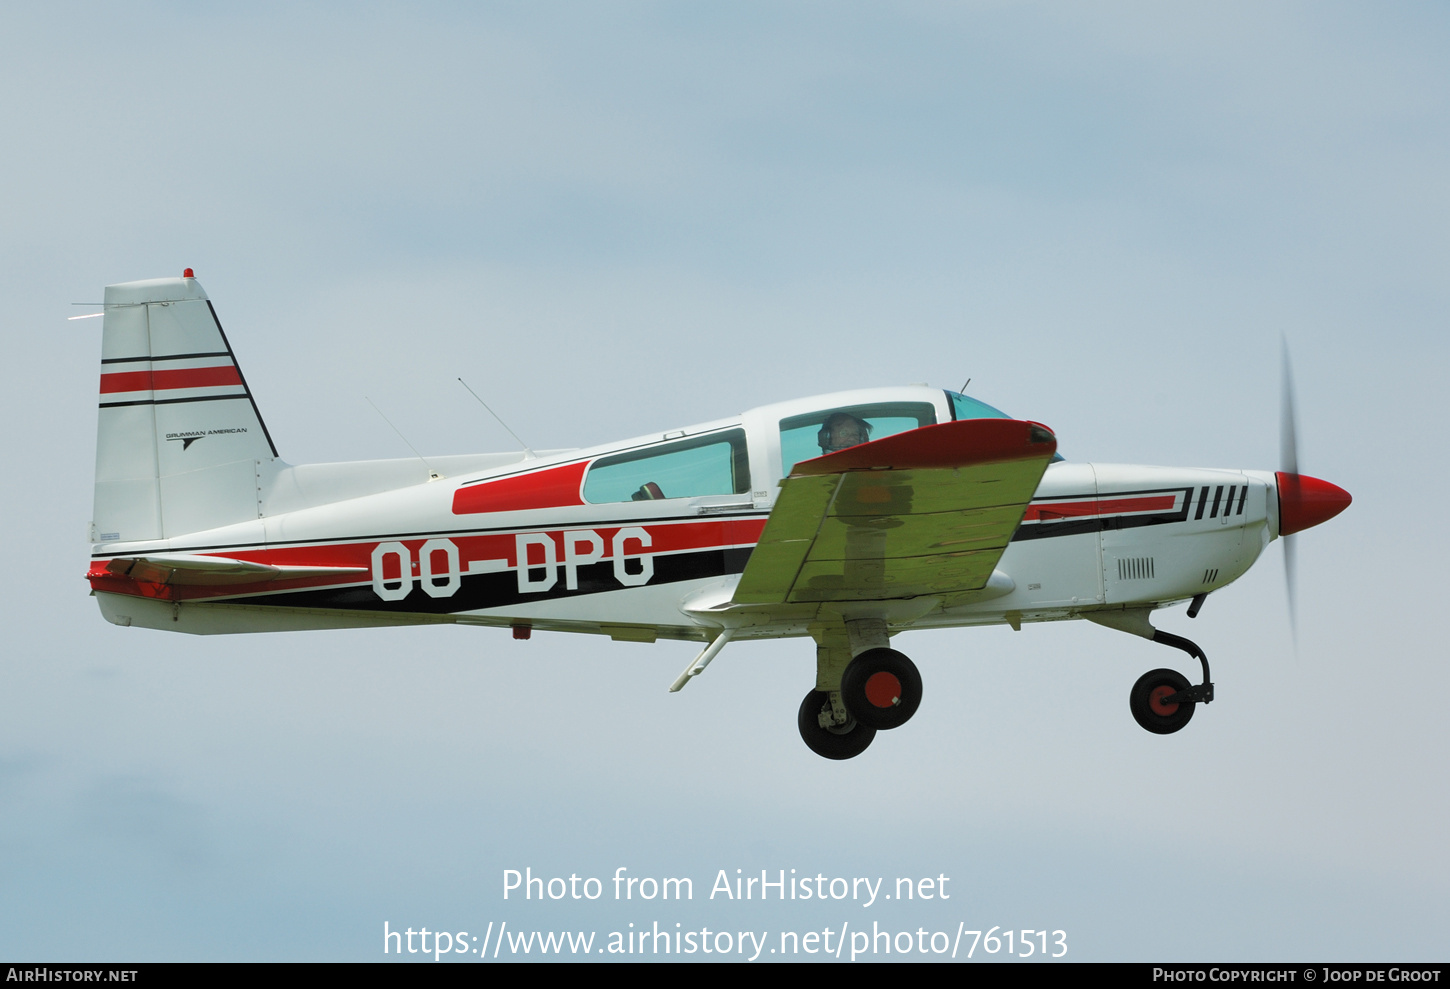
[92,274,279,544]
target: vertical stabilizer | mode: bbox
[92,274,279,543]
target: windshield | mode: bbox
[945,390,1010,421]
[945,390,1063,461]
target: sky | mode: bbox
[2,1,1447,962]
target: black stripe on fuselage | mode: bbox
[91,511,771,558]
[1012,487,1196,542]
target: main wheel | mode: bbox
[840,648,922,731]
[797,689,876,760]
[1129,668,1195,734]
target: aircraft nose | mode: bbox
[1275,472,1351,536]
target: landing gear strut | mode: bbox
[1085,610,1215,736]
[1128,629,1215,735]
[798,621,924,759]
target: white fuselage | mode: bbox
[90,385,1278,640]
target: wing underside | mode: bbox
[733,418,1056,605]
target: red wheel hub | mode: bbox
[864,671,902,709]
[1148,685,1180,716]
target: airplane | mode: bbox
[84,271,1351,759]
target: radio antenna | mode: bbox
[958,377,971,394]
[458,378,535,458]
[365,396,441,479]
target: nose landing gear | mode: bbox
[1084,609,1216,736]
[1128,629,1215,735]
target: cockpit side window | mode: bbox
[779,402,936,476]
[583,429,750,504]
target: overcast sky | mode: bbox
[2,1,1446,962]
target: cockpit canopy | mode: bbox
[570,385,1043,507]
[779,390,1015,474]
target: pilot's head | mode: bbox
[818,413,871,455]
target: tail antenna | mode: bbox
[458,378,535,459]
[365,397,442,480]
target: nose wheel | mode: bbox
[1129,668,1196,734]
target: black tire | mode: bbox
[797,689,876,760]
[840,648,922,731]
[1130,668,1195,734]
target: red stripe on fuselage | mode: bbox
[1023,495,1177,522]
[99,365,242,394]
[452,461,590,514]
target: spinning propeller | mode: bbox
[1276,340,1352,642]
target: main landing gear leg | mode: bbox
[798,634,876,760]
[1083,609,1215,736]
[796,621,928,759]
[840,618,923,730]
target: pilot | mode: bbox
[818,412,871,455]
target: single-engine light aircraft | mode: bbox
[86,273,1351,759]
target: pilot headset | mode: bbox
[818,413,871,449]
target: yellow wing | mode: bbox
[734,418,1056,604]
